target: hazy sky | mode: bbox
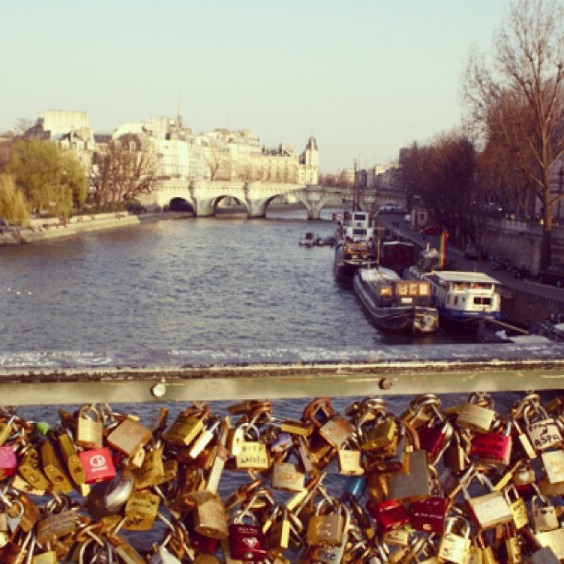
[1,1,509,172]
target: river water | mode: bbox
[0,207,476,352]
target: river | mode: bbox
[0,206,477,353]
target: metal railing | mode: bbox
[1,342,563,406]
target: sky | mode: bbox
[1,1,510,173]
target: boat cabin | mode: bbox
[361,269,432,307]
[424,271,501,313]
[340,211,375,242]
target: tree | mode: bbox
[463,0,563,268]
[401,133,479,247]
[91,134,158,209]
[0,174,29,225]
[6,139,87,218]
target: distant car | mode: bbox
[538,264,564,287]
[420,224,440,235]
[377,204,400,213]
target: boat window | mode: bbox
[473,297,492,305]
[353,228,368,236]
[396,283,408,296]
[379,286,392,296]
[419,283,430,296]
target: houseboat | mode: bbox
[334,211,377,280]
[353,266,439,334]
[420,271,502,329]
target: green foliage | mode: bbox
[0,175,29,225]
[6,139,87,217]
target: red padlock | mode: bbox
[470,425,513,466]
[409,496,449,533]
[79,447,116,484]
[0,446,17,478]
[366,499,410,532]
[228,507,267,561]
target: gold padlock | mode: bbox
[162,405,207,448]
[57,431,86,485]
[305,496,345,547]
[107,417,152,457]
[75,404,103,448]
[40,440,74,494]
[456,393,495,433]
[193,493,229,540]
[123,489,160,530]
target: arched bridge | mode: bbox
[145,180,398,220]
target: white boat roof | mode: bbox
[429,271,500,284]
[360,266,400,282]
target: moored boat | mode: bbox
[333,210,377,280]
[299,231,316,247]
[353,265,439,334]
[420,270,502,330]
[477,317,553,344]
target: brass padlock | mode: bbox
[39,439,74,494]
[306,496,345,547]
[123,489,160,530]
[530,491,559,532]
[193,493,229,540]
[75,404,103,448]
[18,447,51,491]
[271,460,305,492]
[107,416,152,457]
[234,423,270,471]
[456,392,496,433]
[540,449,564,484]
[162,404,208,448]
[463,471,513,529]
[134,446,165,489]
[57,431,86,485]
[437,516,472,564]
[523,401,563,452]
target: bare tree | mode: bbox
[463,0,563,268]
[91,134,158,210]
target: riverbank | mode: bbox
[0,211,190,245]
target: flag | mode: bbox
[439,230,448,268]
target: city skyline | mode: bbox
[2,1,509,173]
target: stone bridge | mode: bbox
[142,180,402,219]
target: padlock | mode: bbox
[189,418,221,459]
[470,419,513,466]
[123,489,160,530]
[361,413,397,450]
[417,411,453,460]
[79,446,117,484]
[0,446,18,479]
[470,531,497,564]
[264,507,292,556]
[35,509,78,544]
[228,505,268,561]
[75,404,104,448]
[409,495,449,533]
[86,471,135,519]
[18,447,51,490]
[305,495,345,547]
[511,416,537,459]
[523,401,563,452]
[534,529,564,561]
[530,491,559,532]
[40,439,74,494]
[271,460,305,492]
[337,447,364,475]
[443,427,472,474]
[57,431,86,485]
[312,505,351,563]
[387,448,431,502]
[162,404,208,448]
[234,423,270,471]
[193,493,229,540]
[540,449,564,484]
[463,471,513,529]
[134,445,165,489]
[504,484,529,529]
[437,516,472,564]
[367,498,410,532]
[107,416,152,457]
[456,392,496,433]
